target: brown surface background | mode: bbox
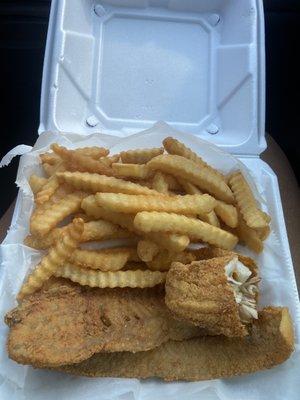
[0,135,299,288]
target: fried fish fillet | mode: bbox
[165,255,259,337]
[5,279,205,368]
[57,307,294,380]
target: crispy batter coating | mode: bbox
[57,307,294,380]
[191,247,258,274]
[5,279,205,368]
[165,256,249,336]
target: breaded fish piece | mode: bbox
[165,255,259,337]
[57,307,294,380]
[5,279,205,368]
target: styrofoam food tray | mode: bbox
[0,0,300,399]
[40,0,266,155]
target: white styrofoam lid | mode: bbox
[40,0,266,155]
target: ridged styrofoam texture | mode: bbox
[40,0,266,155]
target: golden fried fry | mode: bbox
[54,264,166,288]
[82,196,136,231]
[147,250,196,271]
[148,155,234,204]
[259,210,271,223]
[32,184,74,218]
[120,147,164,164]
[30,191,86,236]
[163,137,225,181]
[177,179,203,195]
[152,172,169,194]
[95,193,216,215]
[73,146,109,159]
[228,171,269,229]
[162,174,182,191]
[70,248,136,271]
[137,240,159,262]
[29,175,47,194]
[112,163,154,180]
[256,225,271,240]
[24,219,133,250]
[236,213,263,253]
[199,210,220,227]
[81,220,134,242]
[214,201,238,228]
[35,176,60,205]
[18,218,84,300]
[146,232,190,253]
[99,154,120,166]
[51,144,113,176]
[42,161,67,177]
[40,152,61,165]
[134,212,238,250]
[57,171,160,195]
[82,196,190,252]
[24,228,68,250]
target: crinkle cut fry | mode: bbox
[134,211,238,250]
[35,175,60,205]
[95,192,216,215]
[120,147,164,164]
[18,218,84,300]
[54,264,166,288]
[73,146,109,159]
[56,171,160,195]
[25,219,133,249]
[236,213,263,253]
[51,144,114,176]
[57,307,294,380]
[148,155,234,204]
[40,152,61,165]
[70,248,136,271]
[30,191,87,236]
[214,201,238,228]
[42,161,66,177]
[152,172,169,194]
[137,240,159,262]
[81,196,190,252]
[112,163,154,179]
[29,175,47,194]
[163,137,226,181]
[177,179,203,195]
[228,171,269,229]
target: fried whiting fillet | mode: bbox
[165,255,259,337]
[5,279,205,368]
[56,307,294,380]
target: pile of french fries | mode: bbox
[20,137,271,299]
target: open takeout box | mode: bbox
[1,0,300,399]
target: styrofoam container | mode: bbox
[0,0,299,399]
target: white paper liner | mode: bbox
[0,122,299,400]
